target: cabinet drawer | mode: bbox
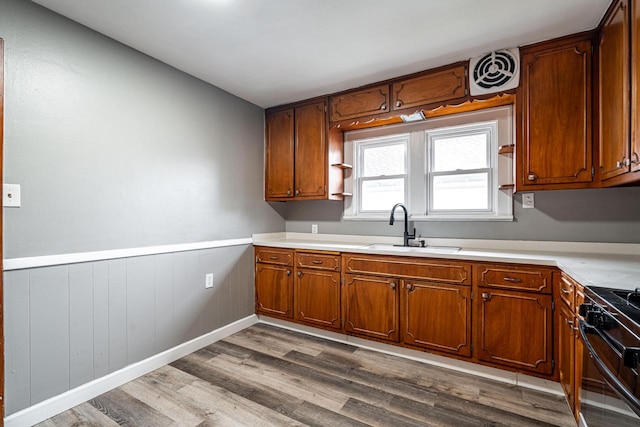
[255,247,293,266]
[296,252,340,271]
[475,264,553,293]
[330,85,390,122]
[559,273,577,310]
[344,254,471,285]
[392,64,467,110]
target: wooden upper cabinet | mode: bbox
[632,0,640,173]
[518,35,593,189]
[329,85,390,122]
[599,0,630,182]
[265,109,294,199]
[392,64,467,111]
[294,101,326,198]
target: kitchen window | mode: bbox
[343,105,513,221]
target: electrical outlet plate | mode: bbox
[311,224,318,234]
[522,193,535,209]
[3,184,21,207]
[205,273,214,288]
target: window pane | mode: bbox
[363,144,406,177]
[361,178,404,211]
[432,133,488,172]
[432,173,489,210]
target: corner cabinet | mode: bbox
[265,99,346,201]
[517,33,594,190]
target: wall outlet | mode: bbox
[205,273,214,288]
[311,224,318,234]
[3,184,21,208]
[522,193,535,209]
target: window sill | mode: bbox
[343,214,514,222]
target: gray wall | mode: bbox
[4,244,254,415]
[285,187,640,243]
[1,0,284,417]
[1,0,285,259]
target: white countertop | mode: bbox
[253,232,640,292]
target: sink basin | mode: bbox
[365,243,461,254]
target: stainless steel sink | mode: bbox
[364,243,461,254]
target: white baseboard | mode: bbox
[4,315,259,427]
[258,315,563,396]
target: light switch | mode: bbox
[522,193,535,209]
[3,184,21,207]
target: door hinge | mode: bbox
[552,359,555,370]
[592,166,595,177]
[324,185,327,193]
[552,301,555,311]
[255,256,258,263]
[470,343,474,353]
[324,104,327,112]
[470,291,474,301]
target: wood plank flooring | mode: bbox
[37,324,576,426]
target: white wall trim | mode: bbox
[3,237,253,271]
[3,314,259,427]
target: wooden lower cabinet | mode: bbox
[475,287,554,375]
[402,280,471,357]
[558,301,576,413]
[255,263,294,319]
[344,274,400,342]
[295,269,341,330]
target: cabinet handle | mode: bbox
[396,100,402,108]
[390,282,396,290]
[406,283,413,291]
[565,318,574,326]
[311,260,323,265]
[287,189,291,195]
[381,103,386,111]
[295,189,300,195]
[297,271,302,277]
[286,270,291,276]
[561,288,571,294]
[269,256,279,260]
[527,173,536,181]
[482,292,490,300]
[503,277,522,283]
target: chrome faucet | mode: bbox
[389,203,416,247]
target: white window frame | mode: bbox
[343,105,513,221]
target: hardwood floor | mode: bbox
[37,324,576,426]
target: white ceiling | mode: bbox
[32,0,611,108]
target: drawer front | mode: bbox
[296,252,340,271]
[476,264,553,293]
[330,85,390,122]
[344,254,471,285]
[255,247,293,266]
[559,273,576,310]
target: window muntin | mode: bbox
[356,136,408,214]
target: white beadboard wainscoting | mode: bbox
[3,239,256,426]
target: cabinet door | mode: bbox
[519,37,593,188]
[599,0,630,181]
[330,85,390,122]
[558,302,576,413]
[632,0,640,173]
[344,274,399,342]
[294,269,341,330]
[402,281,471,357]
[265,109,295,199]
[294,102,326,198]
[475,288,553,375]
[392,65,467,111]
[255,263,293,319]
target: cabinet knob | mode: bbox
[295,189,300,195]
[527,173,536,181]
[390,282,396,290]
[396,101,402,108]
[565,318,574,326]
[381,103,386,111]
[297,271,302,277]
[287,189,291,195]
[286,270,291,276]
[481,292,490,300]
[406,283,413,291]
